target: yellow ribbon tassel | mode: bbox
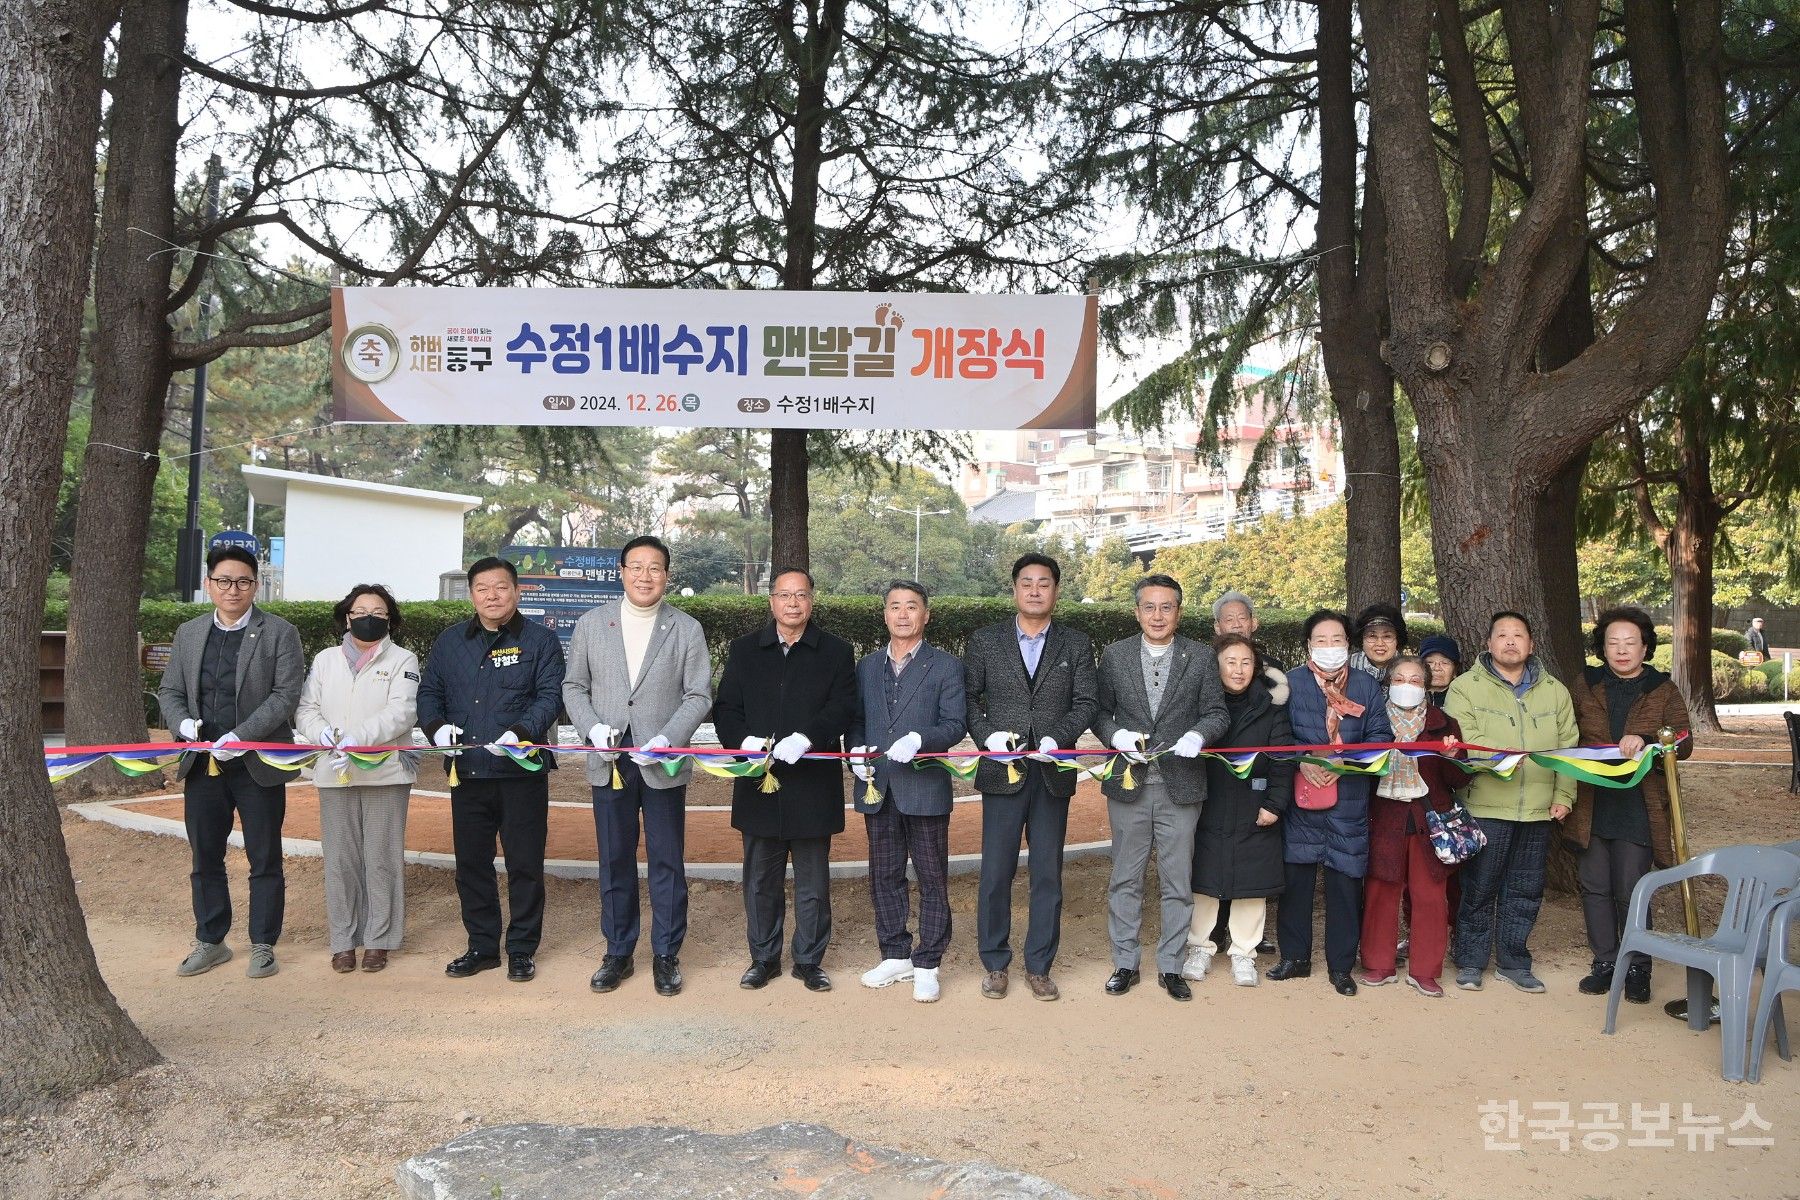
[759,769,781,794]
[1005,760,1021,785]
[861,778,880,808]
[611,760,623,790]
[1121,761,1136,791]
[448,758,460,789]
[208,755,221,776]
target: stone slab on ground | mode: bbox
[394,1121,1086,1200]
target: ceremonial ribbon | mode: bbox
[44,734,1685,794]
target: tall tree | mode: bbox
[1072,0,1403,614]
[1,0,161,1113]
[658,429,770,593]
[1362,0,1728,651]
[62,0,600,761]
[595,0,1085,571]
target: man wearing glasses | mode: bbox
[157,545,305,980]
[712,568,858,993]
[1090,574,1228,1000]
[563,535,712,998]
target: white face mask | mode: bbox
[1388,682,1427,709]
[1310,645,1349,672]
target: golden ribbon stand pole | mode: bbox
[1657,726,1718,1026]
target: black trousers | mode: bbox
[184,760,287,946]
[865,799,952,968]
[978,765,1070,975]
[1276,860,1362,975]
[1578,834,1655,964]
[451,774,549,958]
[592,758,689,958]
[741,833,832,966]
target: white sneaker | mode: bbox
[912,967,940,1003]
[1231,955,1259,987]
[1181,945,1213,982]
[860,957,915,989]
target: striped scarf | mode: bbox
[1383,701,1426,795]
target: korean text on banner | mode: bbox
[331,287,1097,431]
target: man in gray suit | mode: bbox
[848,580,966,1003]
[964,553,1098,1001]
[1092,573,1229,1001]
[563,535,712,998]
[156,545,304,980]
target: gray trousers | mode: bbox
[978,765,1070,975]
[742,833,832,967]
[1106,782,1200,974]
[318,784,411,953]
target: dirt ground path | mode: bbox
[6,725,1800,1199]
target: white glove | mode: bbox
[433,724,464,749]
[886,731,923,765]
[983,730,1018,753]
[1110,728,1148,763]
[739,735,768,753]
[178,718,200,741]
[1027,735,1060,762]
[850,745,877,783]
[772,732,811,764]
[485,729,522,757]
[588,722,620,762]
[324,751,351,778]
[1173,731,1206,759]
[210,731,243,762]
[629,734,671,766]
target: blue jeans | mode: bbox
[1453,817,1552,972]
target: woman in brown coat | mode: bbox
[1567,606,1694,1005]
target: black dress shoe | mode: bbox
[507,954,536,983]
[1159,973,1193,1001]
[1256,939,1278,955]
[445,950,501,978]
[653,954,683,997]
[1329,970,1358,997]
[792,963,832,992]
[589,954,634,993]
[1266,958,1312,981]
[740,959,781,989]
[1578,960,1615,996]
[1105,968,1140,995]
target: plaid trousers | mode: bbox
[865,799,952,968]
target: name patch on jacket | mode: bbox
[489,647,523,668]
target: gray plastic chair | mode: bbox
[1748,893,1800,1083]
[1603,845,1800,1082]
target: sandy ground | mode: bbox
[6,721,1800,1199]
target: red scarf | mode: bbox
[1306,660,1365,744]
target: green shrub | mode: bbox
[1648,645,1750,700]
[89,595,1447,711]
[1646,625,1749,657]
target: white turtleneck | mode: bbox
[621,598,660,685]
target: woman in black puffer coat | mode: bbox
[1185,632,1294,987]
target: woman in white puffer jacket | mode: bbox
[296,584,420,975]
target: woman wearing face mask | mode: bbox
[1566,607,1693,1005]
[296,584,420,974]
[1272,610,1392,996]
[1358,655,1465,997]
[1185,633,1294,987]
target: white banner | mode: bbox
[331,286,1097,430]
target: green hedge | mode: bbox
[52,596,1448,724]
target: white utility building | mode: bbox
[241,466,480,601]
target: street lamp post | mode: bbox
[883,503,950,580]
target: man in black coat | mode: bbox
[713,567,858,992]
[964,553,1098,1001]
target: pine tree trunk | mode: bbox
[1666,464,1724,734]
[768,429,810,573]
[0,0,163,1116]
[1532,265,1597,683]
[1334,368,1402,614]
[62,0,188,796]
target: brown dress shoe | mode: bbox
[361,949,388,973]
[981,970,1009,999]
[331,951,357,974]
[1027,972,1060,1001]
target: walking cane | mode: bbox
[1657,725,1719,1026]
